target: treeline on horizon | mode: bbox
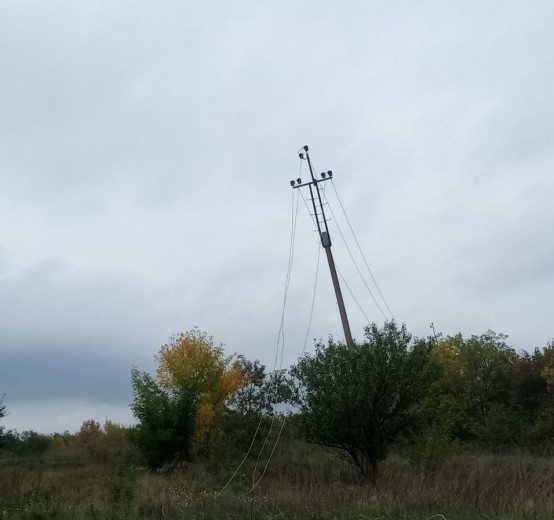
[1,323,554,482]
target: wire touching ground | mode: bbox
[248,166,303,492]
[216,184,301,497]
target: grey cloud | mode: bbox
[1,261,160,352]
[1,0,554,431]
[0,348,134,405]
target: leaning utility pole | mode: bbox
[290,145,354,348]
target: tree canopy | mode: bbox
[291,321,433,482]
[0,395,6,442]
[130,328,247,467]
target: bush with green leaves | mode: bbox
[0,395,6,449]
[291,321,433,483]
[130,369,199,468]
[228,357,299,417]
[417,332,554,449]
[12,430,52,457]
[405,427,460,472]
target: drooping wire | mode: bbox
[216,179,301,497]
[330,180,395,320]
[244,160,324,496]
[215,411,265,497]
[247,165,302,492]
[251,421,274,488]
[275,186,301,369]
[242,418,286,496]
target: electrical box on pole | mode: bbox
[290,145,354,348]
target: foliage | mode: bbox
[77,419,103,446]
[0,430,52,457]
[291,321,433,483]
[417,332,554,449]
[405,427,460,471]
[528,341,554,446]
[0,419,133,466]
[156,328,247,445]
[130,368,198,468]
[0,395,6,443]
[228,357,299,416]
[103,420,128,447]
[130,328,248,467]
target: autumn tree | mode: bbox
[418,331,535,447]
[540,340,554,391]
[291,321,433,483]
[131,328,247,467]
[528,340,554,443]
[77,419,103,447]
[156,328,246,445]
[103,420,128,447]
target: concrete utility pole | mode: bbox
[290,145,354,348]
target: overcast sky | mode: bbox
[1,1,553,433]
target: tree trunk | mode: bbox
[351,450,379,484]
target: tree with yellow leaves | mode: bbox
[130,328,246,468]
[157,328,246,446]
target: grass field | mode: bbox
[1,435,554,520]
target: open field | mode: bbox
[2,437,554,520]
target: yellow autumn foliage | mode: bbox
[156,328,247,444]
[542,366,554,391]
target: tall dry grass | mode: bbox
[1,438,554,519]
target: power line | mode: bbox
[330,180,395,320]
[247,152,334,494]
[337,266,372,325]
[249,164,303,490]
[247,147,385,495]
[226,147,390,496]
[248,187,325,493]
[323,194,389,321]
[242,417,287,496]
[275,187,301,369]
[216,184,301,497]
